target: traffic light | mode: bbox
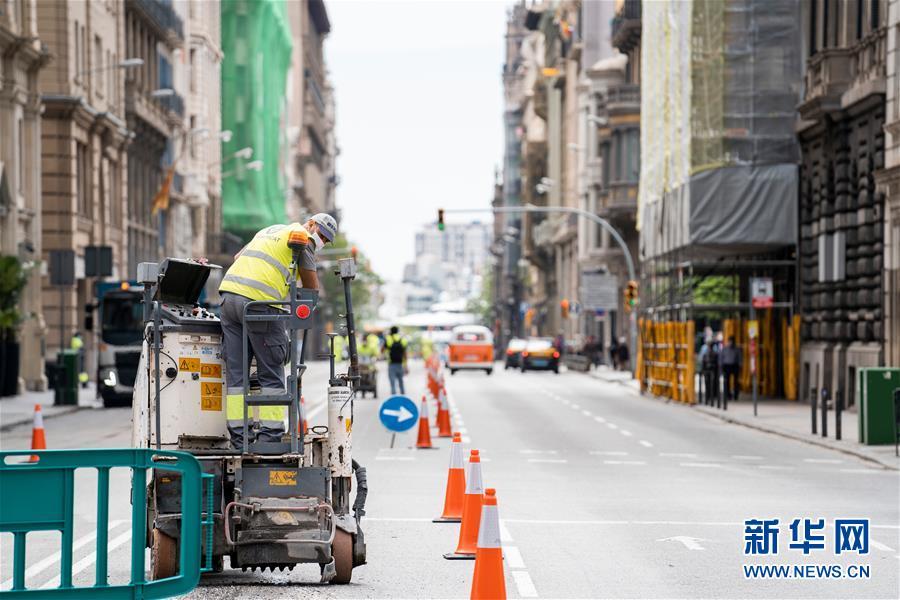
[624,280,639,312]
[560,298,570,319]
[437,209,445,231]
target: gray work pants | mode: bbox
[388,363,405,395]
[221,293,288,447]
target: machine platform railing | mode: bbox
[0,448,206,599]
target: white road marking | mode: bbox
[758,465,795,470]
[839,468,888,474]
[40,530,132,589]
[512,571,538,598]
[570,403,581,410]
[680,462,722,468]
[498,519,513,542]
[606,423,618,429]
[375,456,415,461]
[639,440,653,448]
[520,449,559,455]
[503,545,526,569]
[0,520,128,589]
[527,458,568,464]
[590,450,628,456]
[581,409,592,417]
[657,536,707,550]
[305,400,327,420]
[604,460,646,466]
[803,458,843,464]
[871,540,896,552]
[594,416,606,423]
[620,430,633,437]
[732,455,763,460]
[660,452,698,458]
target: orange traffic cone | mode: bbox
[433,432,466,523]
[436,387,452,438]
[416,395,434,449]
[444,449,483,560]
[29,404,47,462]
[470,489,506,600]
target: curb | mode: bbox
[581,370,899,471]
[0,405,84,433]
[693,405,899,471]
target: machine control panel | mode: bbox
[160,303,220,325]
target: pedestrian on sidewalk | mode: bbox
[384,326,408,395]
[700,339,720,401]
[616,337,630,371]
[609,338,619,369]
[719,336,741,401]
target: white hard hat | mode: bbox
[310,212,337,242]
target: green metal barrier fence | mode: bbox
[0,449,205,599]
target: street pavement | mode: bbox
[1,360,898,598]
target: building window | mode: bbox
[76,142,90,216]
[17,119,25,195]
[817,232,846,282]
[109,161,121,227]
[94,35,103,96]
[74,21,81,79]
[189,48,197,92]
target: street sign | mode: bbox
[379,395,419,432]
[748,319,759,376]
[580,271,618,311]
[750,277,773,308]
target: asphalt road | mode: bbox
[1,360,898,599]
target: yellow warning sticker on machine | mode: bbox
[201,382,222,396]
[178,357,200,372]
[201,396,222,411]
[200,363,222,378]
[269,470,297,486]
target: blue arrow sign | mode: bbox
[379,395,419,432]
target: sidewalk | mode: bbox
[0,384,98,432]
[585,366,900,471]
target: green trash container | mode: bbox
[857,367,900,445]
[54,349,79,406]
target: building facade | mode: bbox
[285,0,336,222]
[37,0,130,371]
[124,0,185,276]
[798,0,887,408]
[877,0,900,371]
[1,0,50,391]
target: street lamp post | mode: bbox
[443,204,639,375]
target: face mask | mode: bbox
[311,233,325,253]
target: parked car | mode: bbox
[448,325,494,375]
[521,337,560,373]
[504,338,527,369]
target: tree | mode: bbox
[318,235,383,333]
[466,271,494,326]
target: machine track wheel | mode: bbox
[331,529,354,584]
[150,528,178,580]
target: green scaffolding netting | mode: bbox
[221,0,293,240]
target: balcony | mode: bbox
[798,47,852,121]
[602,182,638,215]
[842,27,887,108]
[606,83,640,117]
[127,0,184,45]
[157,91,184,118]
[611,0,641,52]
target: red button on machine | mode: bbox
[295,304,311,319]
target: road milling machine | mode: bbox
[131,252,367,584]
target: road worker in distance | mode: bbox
[219,212,338,449]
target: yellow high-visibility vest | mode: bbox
[219,223,309,302]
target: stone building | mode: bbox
[798,0,887,408]
[876,0,900,371]
[1,0,50,391]
[285,0,336,221]
[576,0,639,354]
[36,0,131,366]
[123,0,185,276]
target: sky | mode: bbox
[326,0,508,282]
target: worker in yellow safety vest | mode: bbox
[219,213,337,449]
[70,332,89,387]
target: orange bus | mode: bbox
[447,325,495,375]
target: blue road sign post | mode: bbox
[379,395,419,448]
